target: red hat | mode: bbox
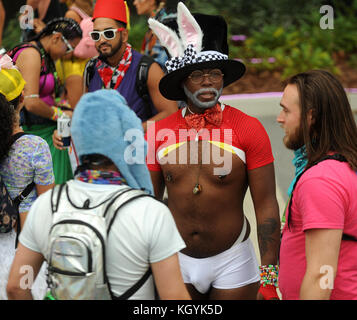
[93,0,128,24]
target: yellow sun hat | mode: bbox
[0,54,26,102]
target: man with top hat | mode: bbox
[145,3,280,300]
[85,0,178,132]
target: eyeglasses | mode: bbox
[188,69,224,84]
[53,32,73,54]
[89,28,125,42]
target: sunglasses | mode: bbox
[89,28,125,42]
[53,31,74,54]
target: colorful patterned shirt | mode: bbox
[0,135,54,213]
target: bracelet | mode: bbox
[50,106,64,121]
[24,94,40,99]
[259,265,279,288]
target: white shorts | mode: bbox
[178,235,260,294]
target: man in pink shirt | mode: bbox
[277,70,357,300]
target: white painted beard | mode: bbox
[183,85,223,109]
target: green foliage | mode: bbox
[128,15,147,52]
[2,15,149,53]
[231,8,356,79]
[332,12,357,53]
[349,54,357,69]
[183,0,357,79]
[281,44,339,79]
[3,0,356,83]
[2,17,21,51]
[185,0,324,35]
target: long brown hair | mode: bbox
[286,70,357,171]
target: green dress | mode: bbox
[23,124,73,184]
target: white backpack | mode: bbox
[46,183,152,300]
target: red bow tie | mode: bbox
[184,104,222,131]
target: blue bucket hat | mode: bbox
[71,89,154,194]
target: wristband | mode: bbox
[50,106,64,121]
[258,284,280,300]
[57,98,72,110]
[24,94,40,99]
[259,264,279,287]
[43,291,56,300]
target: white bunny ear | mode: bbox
[148,18,184,57]
[177,2,202,52]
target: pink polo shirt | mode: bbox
[279,160,357,300]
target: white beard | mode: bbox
[183,85,223,109]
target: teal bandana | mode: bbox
[287,145,308,197]
[282,145,308,225]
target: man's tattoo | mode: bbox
[257,218,279,258]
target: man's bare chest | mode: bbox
[160,140,247,189]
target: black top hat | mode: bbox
[148,3,245,101]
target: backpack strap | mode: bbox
[113,268,152,300]
[3,132,36,248]
[103,187,135,217]
[8,43,45,75]
[50,183,66,214]
[85,54,155,119]
[287,154,357,242]
[10,133,36,207]
[342,233,357,241]
[103,188,155,300]
[8,43,49,121]
[288,154,347,202]
[13,179,35,249]
[106,188,154,234]
[136,55,155,118]
[12,182,35,207]
[10,132,27,144]
[83,57,98,91]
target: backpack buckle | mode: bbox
[18,194,26,201]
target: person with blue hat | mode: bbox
[7,89,190,300]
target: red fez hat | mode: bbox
[93,0,128,24]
